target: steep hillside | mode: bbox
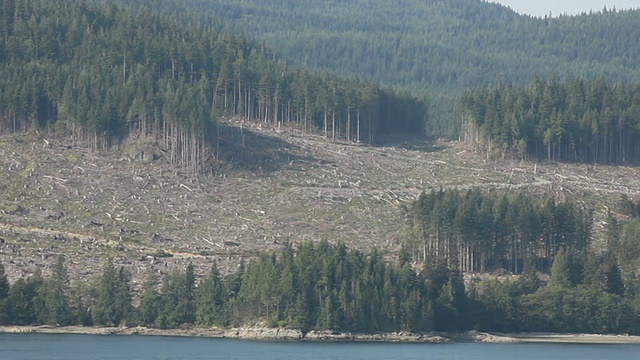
[185,0,640,136]
[2,120,639,285]
[0,0,425,171]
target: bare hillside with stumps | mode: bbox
[2,118,640,286]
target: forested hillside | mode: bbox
[185,0,640,137]
[0,0,425,173]
[461,78,640,163]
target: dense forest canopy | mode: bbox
[0,0,426,173]
[183,0,640,137]
[404,188,592,274]
[461,77,640,163]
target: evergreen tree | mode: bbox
[138,270,162,327]
[113,267,133,326]
[0,259,8,324]
[0,259,8,300]
[158,263,196,327]
[4,270,46,325]
[92,259,129,326]
[4,278,34,325]
[44,255,71,326]
[70,282,92,326]
[196,262,226,327]
[517,259,543,295]
[550,248,572,288]
[603,256,625,296]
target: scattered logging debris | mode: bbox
[1,121,640,285]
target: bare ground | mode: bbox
[2,325,640,344]
[1,119,640,287]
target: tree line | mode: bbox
[0,243,464,333]
[3,187,640,334]
[404,188,592,274]
[469,247,640,334]
[461,77,640,163]
[0,0,426,173]
[184,0,640,138]
[2,236,640,335]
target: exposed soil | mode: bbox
[1,119,639,287]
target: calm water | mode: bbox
[1,334,640,360]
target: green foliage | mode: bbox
[517,260,543,295]
[2,239,640,334]
[231,241,444,333]
[0,260,8,300]
[138,271,162,327]
[3,269,46,325]
[156,263,196,328]
[461,78,640,163]
[69,282,92,326]
[405,188,591,274]
[43,255,71,326]
[195,262,226,327]
[550,248,573,288]
[470,279,516,332]
[614,219,640,293]
[0,260,9,323]
[92,259,132,326]
[0,0,425,173]
[175,0,640,138]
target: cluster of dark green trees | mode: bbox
[0,0,425,172]
[0,256,131,327]
[188,0,640,136]
[461,77,640,163]
[404,188,592,274]
[5,0,640,159]
[0,244,465,333]
[401,188,640,334]
[473,190,640,333]
[3,235,640,335]
[3,187,640,335]
[469,248,640,334]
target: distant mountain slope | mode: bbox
[0,0,426,171]
[182,0,640,136]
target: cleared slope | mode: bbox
[1,120,639,285]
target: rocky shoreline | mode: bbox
[0,325,448,342]
[2,326,640,344]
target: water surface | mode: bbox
[2,334,639,360]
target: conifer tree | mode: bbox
[44,255,71,326]
[138,270,162,327]
[550,248,572,288]
[92,259,130,326]
[158,263,196,327]
[4,269,46,325]
[0,260,8,300]
[0,260,10,324]
[196,262,226,327]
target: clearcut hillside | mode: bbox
[2,119,639,285]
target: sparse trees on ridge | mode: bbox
[0,0,426,174]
